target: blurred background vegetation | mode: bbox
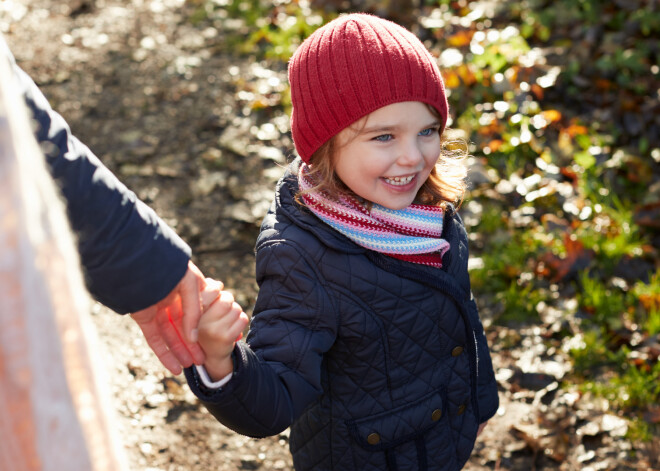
[185,0,659,444]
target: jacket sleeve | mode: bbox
[2,35,191,314]
[185,238,337,438]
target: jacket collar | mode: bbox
[260,159,472,296]
[266,160,366,255]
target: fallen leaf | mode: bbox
[536,234,594,282]
[530,83,544,99]
[541,109,562,124]
[563,122,589,138]
[447,30,473,47]
[511,423,569,461]
[644,406,660,424]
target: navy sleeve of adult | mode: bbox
[3,35,191,314]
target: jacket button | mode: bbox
[451,346,464,357]
[367,433,381,445]
[431,409,442,421]
[457,404,466,415]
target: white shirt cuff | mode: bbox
[195,364,233,389]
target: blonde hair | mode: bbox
[298,109,468,209]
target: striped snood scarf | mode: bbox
[298,163,450,268]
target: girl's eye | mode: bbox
[373,134,393,142]
[419,127,437,137]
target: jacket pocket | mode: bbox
[346,389,446,451]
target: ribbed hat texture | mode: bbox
[288,13,448,163]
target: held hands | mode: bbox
[131,261,209,375]
[130,261,247,378]
[198,279,249,382]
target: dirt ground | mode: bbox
[4,1,657,470]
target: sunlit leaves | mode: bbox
[190,0,329,61]
[470,27,530,74]
[432,0,659,432]
[631,272,660,336]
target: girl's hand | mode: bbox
[198,280,249,381]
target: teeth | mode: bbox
[384,175,414,185]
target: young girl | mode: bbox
[186,13,499,471]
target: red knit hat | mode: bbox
[288,13,448,163]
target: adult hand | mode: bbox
[131,261,214,375]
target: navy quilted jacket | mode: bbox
[186,161,499,470]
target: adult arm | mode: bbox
[9,50,190,313]
[2,34,205,371]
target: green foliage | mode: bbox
[189,0,329,61]
[577,354,660,411]
[569,329,660,438]
[577,272,626,329]
[630,271,660,335]
[629,8,660,36]
[495,280,545,323]
[470,29,530,74]
[574,200,644,274]
[567,271,660,432]
[568,329,626,374]
[240,9,325,61]
[470,226,547,324]
[436,0,659,424]
[627,418,655,443]
[507,0,658,95]
[473,200,508,233]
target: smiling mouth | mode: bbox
[383,175,415,186]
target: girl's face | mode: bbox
[333,101,442,210]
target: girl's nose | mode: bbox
[397,139,424,167]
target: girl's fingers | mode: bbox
[201,302,248,345]
[234,311,250,341]
[200,278,224,310]
[222,306,249,343]
[202,291,237,319]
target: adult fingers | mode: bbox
[178,261,205,343]
[186,340,206,365]
[148,338,183,375]
[155,305,194,369]
[167,300,206,365]
[131,307,183,375]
